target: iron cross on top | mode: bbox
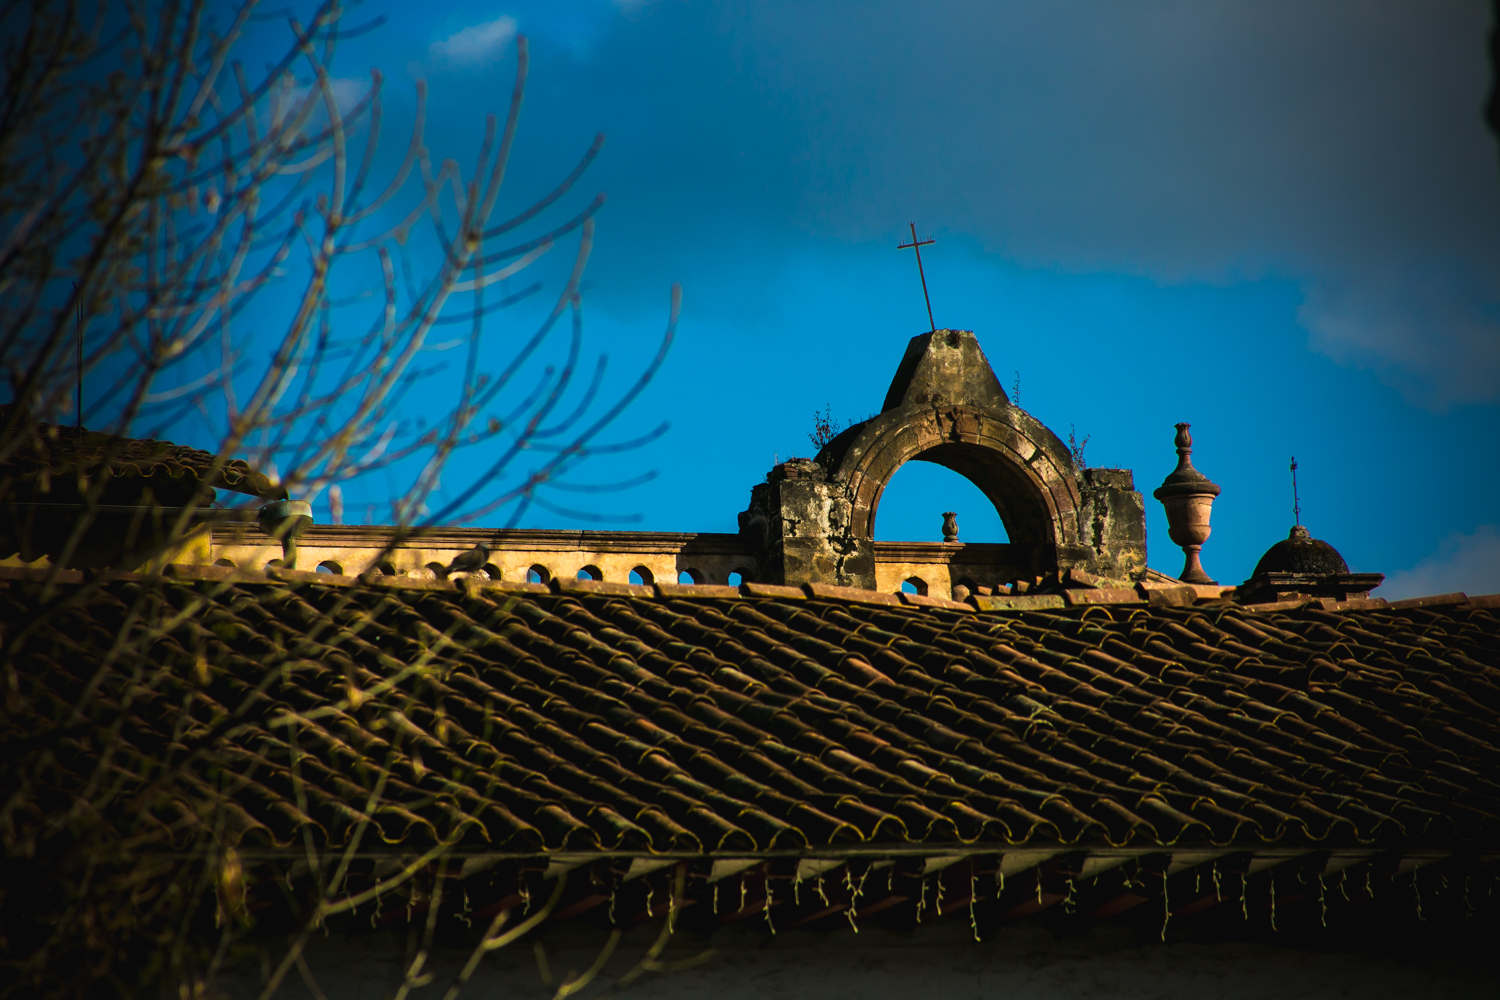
[897,222,937,333]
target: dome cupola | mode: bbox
[1251,524,1350,577]
[1237,457,1383,606]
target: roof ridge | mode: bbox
[1,563,1494,617]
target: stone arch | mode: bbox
[829,405,1082,550]
[741,329,1144,589]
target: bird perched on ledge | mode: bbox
[442,542,490,579]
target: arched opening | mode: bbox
[873,458,1008,542]
[316,560,343,575]
[483,562,501,581]
[838,406,1078,554]
[901,577,927,596]
[577,565,602,581]
[727,569,749,587]
[629,566,654,586]
[527,565,551,584]
[371,560,396,576]
[678,568,703,585]
[214,558,236,568]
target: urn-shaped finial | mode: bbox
[1152,422,1221,585]
[941,511,959,543]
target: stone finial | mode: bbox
[257,499,313,567]
[942,511,959,542]
[1152,422,1221,585]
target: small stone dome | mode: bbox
[1251,525,1350,577]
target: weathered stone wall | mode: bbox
[1076,468,1148,582]
[742,459,870,589]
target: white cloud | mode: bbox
[430,16,518,66]
[325,77,369,113]
[1380,524,1500,600]
[277,77,371,130]
[1298,265,1500,412]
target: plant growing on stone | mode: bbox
[1068,423,1090,470]
[807,404,847,451]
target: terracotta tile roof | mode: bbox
[0,416,279,499]
[5,567,1499,860]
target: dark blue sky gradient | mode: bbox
[210,0,1500,595]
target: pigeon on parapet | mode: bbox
[443,542,491,578]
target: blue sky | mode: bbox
[215,0,1500,596]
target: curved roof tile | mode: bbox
[5,572,1500,860]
